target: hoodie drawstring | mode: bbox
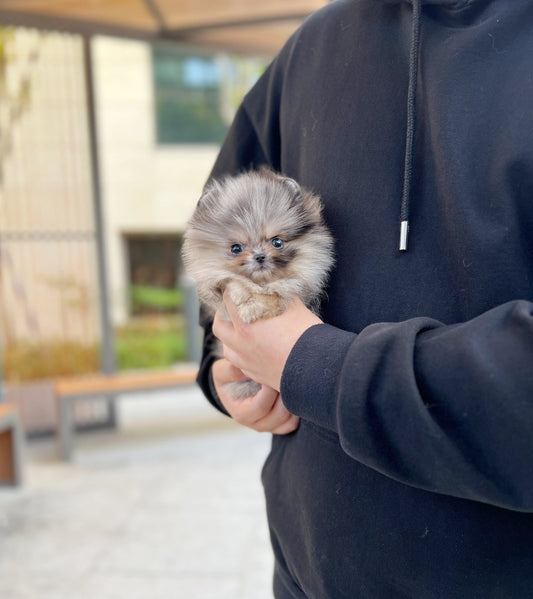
[399,0,422,251]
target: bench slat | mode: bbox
[55,367,198,398]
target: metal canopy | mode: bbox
[0,0,329,55]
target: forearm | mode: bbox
[281,300,533,511]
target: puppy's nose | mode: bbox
[254,253,266,264]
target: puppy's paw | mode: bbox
[225,282,287,323]
[226,282,252,307]
[236,301,266,323]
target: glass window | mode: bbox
[126,234,182,315]
[152,44,266,144]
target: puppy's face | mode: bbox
[225,231,296,283]
[182,169,333,298]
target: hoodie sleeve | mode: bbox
[281,299,533,512]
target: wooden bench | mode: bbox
[55,366,198,461]
[0,403,24,486]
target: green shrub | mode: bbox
[115,318,187,370]
[130,285,184,313]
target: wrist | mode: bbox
[281,323,357,431]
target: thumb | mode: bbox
[222,289,242,324]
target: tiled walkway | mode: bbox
[0,387,274,598]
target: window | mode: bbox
[125,234,182,315]
[152,44,266,144]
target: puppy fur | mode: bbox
[182,168,334,398]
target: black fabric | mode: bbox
[196,0,533,597]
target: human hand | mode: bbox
[211,358,299,434]
[213,291,322,392]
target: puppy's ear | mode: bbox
[258,166,302,200]
[300,190,324,224]
[280,177,301,198]
[196,180,222,212]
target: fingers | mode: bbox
[212,364,299,435]
[212,309,232,344]
[212,291,239,333]
[271,415,300,435]
[212,358,248,386]
[212,307,242,363]
[265,401,300,435]
[228,385,278,428]
[211,295,301,435]
[221,288,240,323]
[212,306,252,376]
[235,386,299,434]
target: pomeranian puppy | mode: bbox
[182,168,334,399]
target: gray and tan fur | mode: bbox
[182,168,334,398]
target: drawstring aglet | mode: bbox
[399,220,409,251]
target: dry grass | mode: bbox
[3,315,188,382]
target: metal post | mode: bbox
[181,276,202,364]
[12,409,25,485]
[58,395,74,461]
[82,35,117,426]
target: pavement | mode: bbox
[0,386,275,599]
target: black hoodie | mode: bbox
[197,1,533,597]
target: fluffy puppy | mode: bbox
[182,168,334,398]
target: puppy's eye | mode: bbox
[230,243,244,255]
[271,237,284,249]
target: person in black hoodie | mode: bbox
[196,1,533,597]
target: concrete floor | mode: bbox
[0,387,274,598]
